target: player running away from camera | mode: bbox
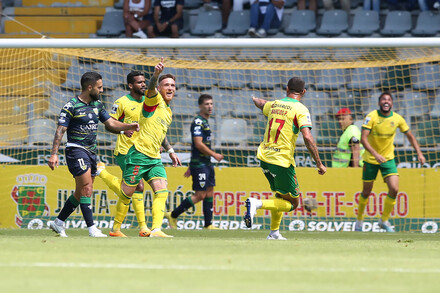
[95,58,182,238]
[96,71,152,237]
[47,72,140,237]
[355,91,425,232]
[165,94,224,230]
[332,108,364,168]
[244,77,326,240]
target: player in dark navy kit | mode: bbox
[47,72,139,237]
[165,94,224,229]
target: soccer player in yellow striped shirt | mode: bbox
[97,71,151,237]
[244,77,326,240]
[355,91,426,232]
[97,58,181,238]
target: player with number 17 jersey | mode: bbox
[257,97,312,168]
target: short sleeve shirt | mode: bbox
[257,97,312,168]
[362,110,409,164]
[190,115,212,168]
[58,97,110,153]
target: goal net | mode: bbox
[1,39,439,233]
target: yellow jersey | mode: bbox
[133,92,172,159]
[362,110,409,164]
[110,94,144,156]
[257,97,312,168]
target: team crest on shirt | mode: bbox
[194,118,203,125]
[390,121,395,127]
[88,113,93,119]
[200,181,206,188]
[93,108,98,115]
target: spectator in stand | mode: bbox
[247,0,285,38]
[147,0,184,38]
[418,0,440,11]
[123,0,152,39]
[203,0,232,28]
[386,0,418,10]
[323,0,351,16]
[297,0,317,14]
[363,0,380,12]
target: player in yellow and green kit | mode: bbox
[244,77,326,240]
[355,91,425,232]
[96,71,151,237]
[96,58,182,238]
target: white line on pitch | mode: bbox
[0,262,439,274]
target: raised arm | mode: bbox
[301,127,326,175]
[252,95,268,111]
[48,125,67,170]
[147,57,164,98]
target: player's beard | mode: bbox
[380,104,391,115]
[90,92,100,101]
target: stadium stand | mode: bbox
[380,11,412,37]
[347,10,380,37]
[96,10,125,38]
[222,10,250,36]
[411,10,440,37]
[316,9,348,36]
[283,9,316,35]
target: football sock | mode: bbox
[381,195,396,222]
[80,196,94,227]
[171,197,194,219]
[57,195,80,221]
[203,197,214,227]
[357,195,369,221]
[132,191,147,230]
[261,198,293,212]
[112,198,130,232]
[151,189,169,230]
[270,210,283,231]
[99,169,124,198]
[119,189,131,205]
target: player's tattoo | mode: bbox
[162,136,171,151]
[148,75,158,91]
[51,126,66,155]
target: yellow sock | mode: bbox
[357,195,369,221]
[381,196,396,222]
[100,169,124,199]
[112,198,129,232]
[261,198,293,212]
[151,189,168,230]
[132,191,147,230]
[270,211,283,231]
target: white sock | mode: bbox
[255,199,263,209]
[270,230,280,236]
[151,228,160,233]
[54,218,64,226]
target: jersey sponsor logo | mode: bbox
[161,0,177,8]
[194,125,202,135]
[58,118,66,124]
[60,113,66,117]
[194,118,203,125]
[80,124,98,132]
[306,114,311,123]
[111,104,119,114]
[63,102,72,110]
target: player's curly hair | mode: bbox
[127,71,145,85]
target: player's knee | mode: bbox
[80,184,93,197]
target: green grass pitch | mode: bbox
[0,229,439,293]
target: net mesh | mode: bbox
[1,46,439,232]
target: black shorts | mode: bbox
[190,165,215,191]
[65,147,97,177]
[153,19,183,36]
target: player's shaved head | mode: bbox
[287,77,305,94]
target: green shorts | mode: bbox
[115,154,126,171]
[260,161,300,198]
[362,159,398,182]
[123,146,167,186]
